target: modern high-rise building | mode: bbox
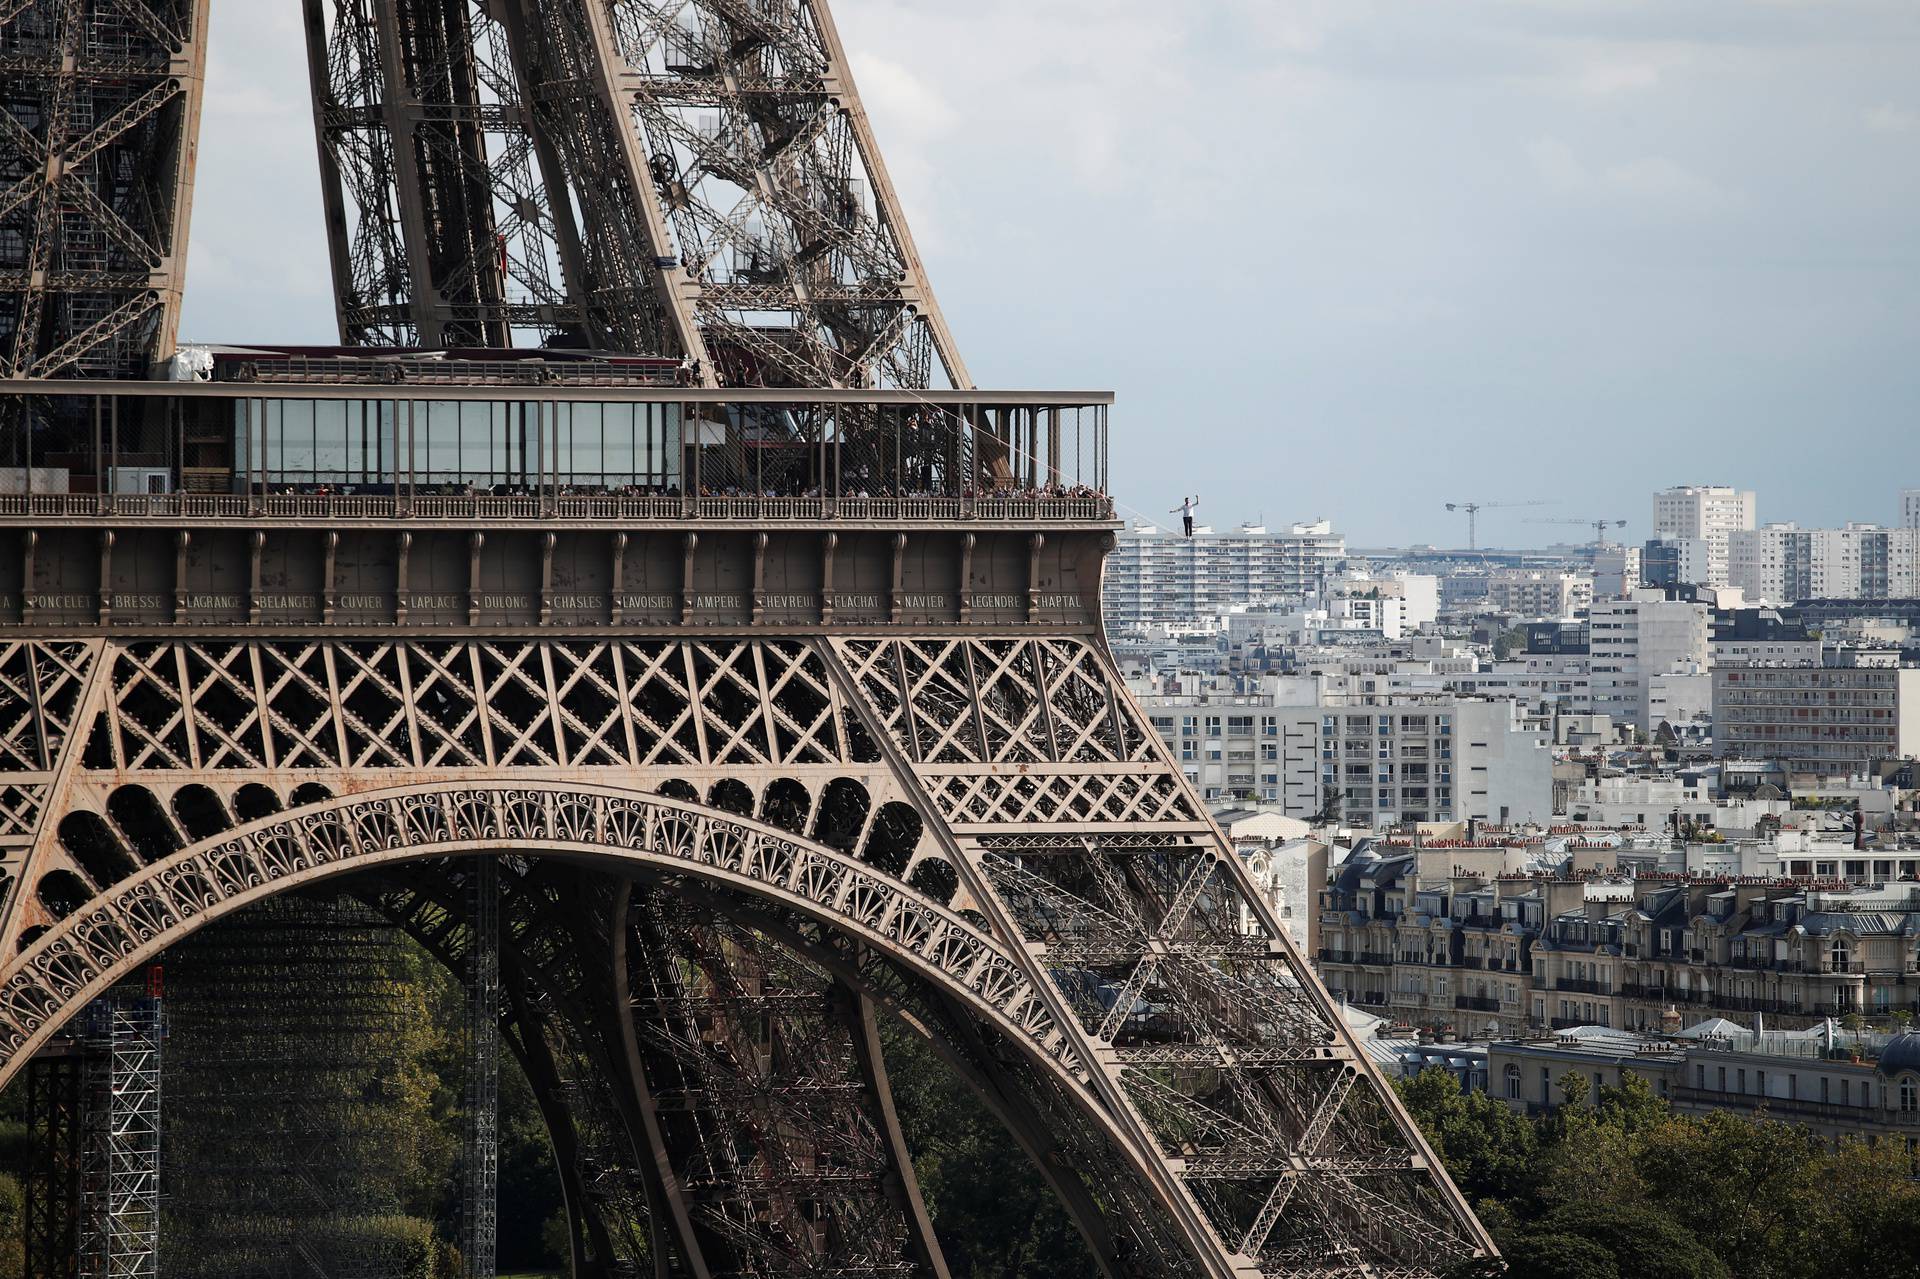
[1729,524,1920,602]
[1903,489,1920,533]
[1486,569,1593,618]
[1592,544,1641,599]
[1589,588,1712,732]
[1134,691,1553,826]
[1652,485,1756,587]
[1714,648,1920,777]
[1104,520,1347,626]
[1641,539,1684,589]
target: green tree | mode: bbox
[1396,1069,1538,1205]
[882,1028,1097,1278]
[1503,1201,1725,1279]
[1811,1137,1920,1279]
[1593,1071,1670,1134]
[0,1172,22,1279]
[1633,1111,1823,1279]
[496,1057,566,1272]
[1497,1230,1621,1279]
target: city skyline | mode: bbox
[183,2,1919,544]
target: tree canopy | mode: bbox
[1398,1067,1920,1279]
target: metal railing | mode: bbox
[0,492,1116,524]
[1670,1086,1914,1127]
[1554,978,1611,995]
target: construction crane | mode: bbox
[1444,500,1553,552]
[1525,517,1628,547]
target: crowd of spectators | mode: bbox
[251,478,1109,503]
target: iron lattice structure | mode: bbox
[0,635,1495,1276]
[0,0,1495,1275]
[0,0,209,381]
[303,0,967,388]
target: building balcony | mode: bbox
[1317,950,1394,967]
[1670,1087,1918,1129]
[1455,995,1501,1013]
[1621,984,1707,1004]
[1553,978,1612,996]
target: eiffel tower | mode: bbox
[0,2,1495,1276]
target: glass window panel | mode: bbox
[312,399,350,482]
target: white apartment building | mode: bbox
[1135,690,1554,828]
[1904,489,1920,532]
[1729,524,1920,602]
[1653,485,1756,587]
[1714,648,1920,776]
[1105,520,1347,626]
[1323,571,1439,639]
[1714,635,1824,666]
[1486,569,1593,618]
[1647,668,1712,729]
[1589,589,1711,732]
[1592,544,1641,600]
[1449,657,1593,715]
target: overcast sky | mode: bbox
[183,1,1920,546]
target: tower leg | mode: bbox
[24,1052,83,1279]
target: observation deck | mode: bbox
[0,357,1116,638]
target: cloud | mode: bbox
[1864,104,1919,134]
[1526,138,1730,215]
[1569,57,1665,96]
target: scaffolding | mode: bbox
[78,988,165,1279]
[162,897,440,1279]
[463,858,501,1279]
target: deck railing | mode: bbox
[0,493,1115,523]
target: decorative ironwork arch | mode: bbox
[0,782,1089,1090]
[4,778,1254,1270]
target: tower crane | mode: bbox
[1525,517,1629,547]
[1444,499,1553,552]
